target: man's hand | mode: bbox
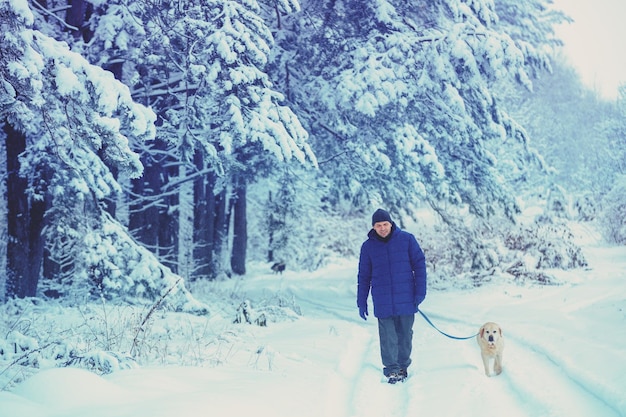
[415,295,425,312]
[359,305,368,320]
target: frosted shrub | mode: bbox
[233,292,302,327]
[420,221,504,288]
[598,177,626,244]
[1,330,40,367]
[64,350,138,374]
[234,300,267,326]
[504,217,587,284]
[505,260,558,285]
[249,177,364,272]
[545,184,570,219]
[0,288,210,389]
[573,193,597,221]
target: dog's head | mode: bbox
[479,322,502,347]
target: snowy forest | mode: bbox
[1,0,625,311]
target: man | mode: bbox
[357,208,427,384]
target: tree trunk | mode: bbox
[267,191,275,263]
[231,177,247,275]
[4,123,46,298]
[158,196,179,272]
[212,185,229,277]
[128,157,159,248]
[192,152,215,280]
[65,0,94,42]
[128,139,178,272]
[158,160,179,273]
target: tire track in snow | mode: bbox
[329,323,413,417]
[412,312,623,416]
[346,348,415,417]
[322,324,373,417]
[404,326,529,417]
[504,330,624,416]
[297,296,356,322]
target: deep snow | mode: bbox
[0,223,625,417]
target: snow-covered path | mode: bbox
[1,242,625,417]
[249,243,626,417]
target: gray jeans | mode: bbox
[377,314,415,376]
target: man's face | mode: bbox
[373,221,392,238]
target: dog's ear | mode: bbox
[479,326,485,338]
[498,326,503,336]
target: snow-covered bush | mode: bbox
[232,295,302,327]
[573,193,597,221]
[0,296,155,387]
[1,330,41,368]
[418,219,505,289]
[234,300,267,326]
[598,176,626,244]
[504,216,587,283]
[65,213,208,314]
[250,291,302,323]
[63,350,138,374]
[504,260,560,285]
[421,206,589,288]
[248,174,365,272]
[545,184,570,219]
[0,282,293,389]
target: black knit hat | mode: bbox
[372,209,392,226]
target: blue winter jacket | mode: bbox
[357,223,427,319]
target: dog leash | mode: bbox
[418,310,478,340]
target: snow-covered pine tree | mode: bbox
[494,0,570,78]
[596,87,626,243]
[141,0,314,278]
[252,0,564,272]
[603,86,626,181]
[45,0,316,279]
[497,43,624,225]
[1,0,205,311]
[251,0,575,278]
[272,0,564,220]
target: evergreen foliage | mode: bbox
[2,0,618,304]
[598,176,626,245]
[271,0,565,221]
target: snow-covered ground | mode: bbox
[1,224,625,417]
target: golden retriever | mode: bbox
[477,322,504,377]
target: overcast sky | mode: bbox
[551,0,626,99]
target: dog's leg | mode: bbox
[494,352,503,375]
[481,353,491,377]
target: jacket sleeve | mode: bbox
[409,235,427,306]
[357,242,372,309]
